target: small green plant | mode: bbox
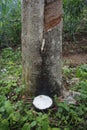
[63,66,74,76]
[76,64,87,79]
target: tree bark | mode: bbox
[22,0,44,96]
[41,23,62,96]
[22,0,63,97]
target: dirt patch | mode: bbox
[63,53,87,66]
[63,32,87,66]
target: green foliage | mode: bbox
[22,123,31,130]
[0,50,87,129]
[63,0,87,39]
[0,0,21,47]
[63,66,74,76]
[0,118,9,130]
[62,64,87,129]
[76,64,87,79]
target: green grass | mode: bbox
[0,48,87,130]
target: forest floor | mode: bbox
[63,32,87,66]
[0,32,87,129]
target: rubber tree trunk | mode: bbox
[22,0,63,97]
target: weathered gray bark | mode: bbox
[22,0,44,96]
[42,23,62,96]
[22,0,62,96]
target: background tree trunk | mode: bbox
[22,0,63,97]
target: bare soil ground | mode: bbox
[63,32,87,66]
